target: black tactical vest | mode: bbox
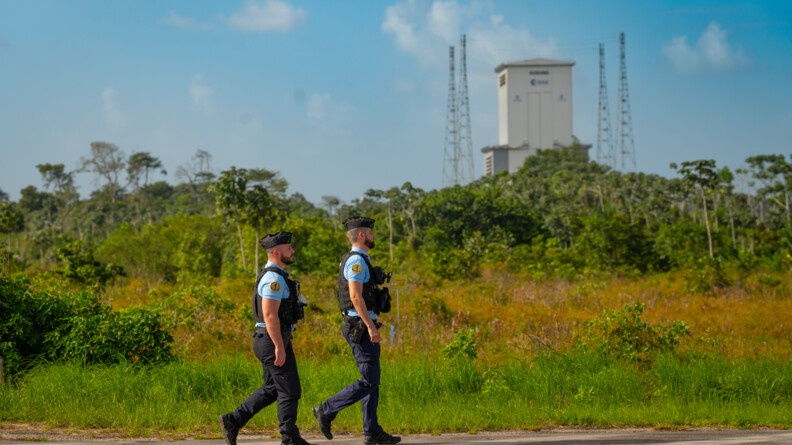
[337,251,378,313]
[252,267,304,326]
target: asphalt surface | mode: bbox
[3,430,792,445]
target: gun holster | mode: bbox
[345,316,366,343]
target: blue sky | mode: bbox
[1,0,791,205]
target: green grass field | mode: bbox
[3,270,792,437]
[2,351,790,437]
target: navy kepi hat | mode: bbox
[343,216,375,230]
[260,231,292,249]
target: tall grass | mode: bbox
[2,352,791,435]
[99,268,792,364]
[6,269,792,435]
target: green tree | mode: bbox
[126,151,166,224]
[573,213,656,273]
[0,201,24,235]
[379,182,426,254]
[36,163,77,196]
[285,192,323,217]
[127,151,166,190]
[288,215,346,276]
[175,149,215,214]
[745,154,792,229]
[321,195,341,219]
[671,160,719,258]
[212,166,249,271]
[36,163,79,234]
[81,141,127,203]
[96,214,223,282]
[714,166,748,250]
[246,185,275,271]
[245,169,289,270]
[397,182,424,241]
[0,203,25,269]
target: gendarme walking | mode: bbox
[313,216,400,445]
[220,231,312,445]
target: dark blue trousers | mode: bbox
[321,322,383,436]
[231,330,301,438]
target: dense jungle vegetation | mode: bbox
[1,142,792,433]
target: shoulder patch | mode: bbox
[270,282,281,292]
[351,263,363,274]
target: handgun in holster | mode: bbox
[345,317,383,344]
[344,317,364,343]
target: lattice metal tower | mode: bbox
[616,32,636,170]
[443,35,475,187]
[442,45,458,187]
[597,43,615,168]
[456,34,475,184]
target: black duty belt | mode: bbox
[343,316,382,329]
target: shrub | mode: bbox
[574,302,689,364]
[56,240,124,288]
[443,328,478,361]
[682,256,730,292]
[0,276,173,377]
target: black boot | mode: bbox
[282,434,314,445]
[219,413,239,445]
[364,431,401,445]
[312,405,333,440]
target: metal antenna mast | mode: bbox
[457,34,474,184]
[597,43,615,168]
[442,45,458,187]
[443,35,475,187]
[616,32,636,170]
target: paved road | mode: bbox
[3,430,792,445]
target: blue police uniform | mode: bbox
[313,217,399,445]
[221,231,311,445]
[341,247,377,321]
[228,261,302,440]
[256,263,292,329]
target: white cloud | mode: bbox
[305,93,355,127]
[224,0,305,32]
[102,87,126,131]
[428,1,461,42]
[663,22,748,74]
[161,12,215,31]
[189,74,214,115]
[382,1,425,60]
[467,18,560,73]
[382,0,559,72]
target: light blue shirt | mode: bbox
[343,247,377,320]
[256,262,289,329]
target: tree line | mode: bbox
[1,141,791,286]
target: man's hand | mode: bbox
[274,346,286,366]
[368,325,381,343]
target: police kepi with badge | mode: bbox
[313,216,400,445]
[220,231,312,445]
